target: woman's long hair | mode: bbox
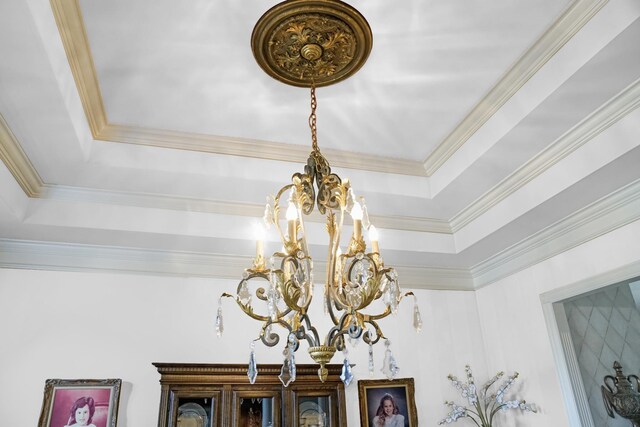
[374,394,400,426]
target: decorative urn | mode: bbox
[602,361,640,426]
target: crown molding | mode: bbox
[422,0,609,176]
[99,124,427,176]
[450,78,640,232]
[0,239,473,290]
[50,0,107,134]
[42,184,450,234]
[471,178,640,288]
[0,114,43,197]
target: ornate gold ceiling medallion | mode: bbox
[251,0,373,87]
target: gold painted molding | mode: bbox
[422,0,609,176]
[0,114,43,197]
[50,0,107,135]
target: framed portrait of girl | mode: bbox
[358,378,418,427]
[38,379,122,427]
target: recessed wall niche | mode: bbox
[560,277,640,427]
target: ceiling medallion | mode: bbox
[251,0,373,87]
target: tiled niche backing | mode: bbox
[564,281,640,427]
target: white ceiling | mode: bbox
[1,0,639,289]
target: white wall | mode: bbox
[0,269,486,426]
[6,219,640,427]
[475,218,640,427]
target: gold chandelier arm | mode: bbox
[327,209,352,310]
[357,291,413,322]
[325,311,357,347]
[221,291,271,322]
[362,307,392,322]
[272,183,296,246]
[324,285,341,325]
[362,319,386,345]
[280,278,309,314]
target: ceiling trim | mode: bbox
[50,0,107,134]
[450,78,640,232]
[471,178,640,288]
[49,0,427,177]
[422,0,609,176]
[42,184,451,234]
[99,124,428,176]
[0,114,43,197]
[0,238,473,290]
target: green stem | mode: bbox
[465,415,482,427]
[489,404,505,425]
[471,400,489,427]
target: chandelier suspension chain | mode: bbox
[309,85,319,152]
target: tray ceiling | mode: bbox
[1,0,640,289]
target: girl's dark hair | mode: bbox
[67,396,96,425]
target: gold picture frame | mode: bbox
[358,378,418,427]
[38,379,122,427]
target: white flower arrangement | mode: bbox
[439,365,536,427]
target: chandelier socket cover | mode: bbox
[251,0,373,87]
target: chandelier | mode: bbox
[215,0,422,387]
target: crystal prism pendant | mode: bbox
[279,336,297,387]
[238,280,252,306]
[248,342,258,384]
[413,303,423,332]
[368,341,375,377]
[340,349,354,387]
[215,299,224,338]
[381,339,399,380]
[267,284,279,321]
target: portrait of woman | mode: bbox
[372,394,404,427]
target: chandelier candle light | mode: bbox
[215,0,422,387]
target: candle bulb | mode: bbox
[255,223,265,260]
[351,202,363,240]
[369,225,379,253]
[286,202,298,243]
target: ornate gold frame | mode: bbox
[358,378,418,427]
[37,378,122,427]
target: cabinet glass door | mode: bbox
[233,389,280,427]
[171,392,219,427]
[298,395,329,427]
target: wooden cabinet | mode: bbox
[154,363,347,427]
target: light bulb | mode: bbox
[369,225,380,253]
[350,202,363,220]
[368,225,379,242]
[254,223,266,241]
[286,202,298,221]
[254,223,265,260]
